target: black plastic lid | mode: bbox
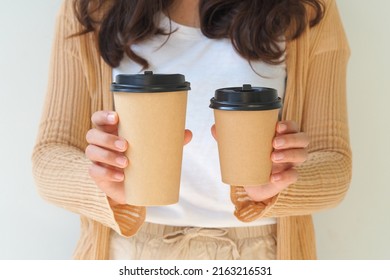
[111,71,191,93]
[209,84,282,111]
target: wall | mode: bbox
[0,0,79,259]
[0,0,388,259]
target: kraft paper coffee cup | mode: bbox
[210,84,282,186]
[111,71,190,206]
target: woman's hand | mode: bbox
[211,120,309,202]
[86,110,193,206]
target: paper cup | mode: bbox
[210,85,282,186]
[111,71,190,206]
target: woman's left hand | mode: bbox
[211,120,309,202]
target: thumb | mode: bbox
[211,124,217,140]
[184,129,193,145]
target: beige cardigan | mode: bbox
[32,0,351,260]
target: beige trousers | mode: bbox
[109,222,277,260]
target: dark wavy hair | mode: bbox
[73,0,324,69]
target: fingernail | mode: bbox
[271,174,282,182]
[273,152,284,161]
[274,138,285,148]
[107,113,116,123]
[114,172,124,181]
[115,140,126,150]
[278,123,287,132]
[116,156,128,167]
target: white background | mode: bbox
[0,0,389,259]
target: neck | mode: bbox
[168,0,200,28]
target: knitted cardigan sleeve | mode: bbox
[231,0,352,222]
[31,0,145,237]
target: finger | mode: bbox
[244,168,298,202]
[273,132,310,149]
[270,168,298,187]
[244,184,277,202]
[184,129,193,145]
[276,120,299,135]
[95,179,126,205]
[271,148,308,165]
[211,124,217,140]
[100,182,126,205]
[88,163,125,183]
[271,162,294,174]
[91,111,119,134]
[86,128,128,152]
[85,145,129,169]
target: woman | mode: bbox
[32,0,352,260]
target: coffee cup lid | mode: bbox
[209,84,282,111]
[111,71,191,93]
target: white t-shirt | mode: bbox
[113,15,286,227]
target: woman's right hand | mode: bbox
[85,111,128,206]
[85,111,193,206]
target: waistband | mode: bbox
[136,222,276,241]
